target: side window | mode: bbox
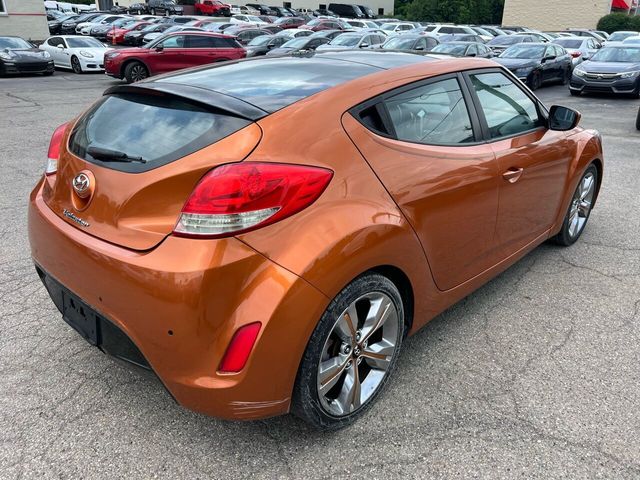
[467,45,478,56]
[187,35,215,48]
[440,27,453,34]
[426,37,438,49]
[415,37,427,50]
[384,77,475,145]
[469,71,544,140]
[48,37,64,47]
[160,35,186,48]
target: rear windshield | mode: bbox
[554,39,583,49]
[156,57,380,112]
[68,93,251,173]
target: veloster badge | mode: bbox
[63,209,90,227]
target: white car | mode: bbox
[345,19,379,30]
[379,22,417,36]
[230,14,267,26]
[39,35,108,73]
[552,36,601,66]
[229,5,260,15]
[425,24,477,37]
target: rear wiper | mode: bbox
[87,146,147,164]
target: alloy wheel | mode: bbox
[317,292,400,416]
[130,64,148,82]
[71,56,82,74]
[568,171,595,238]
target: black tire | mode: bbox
[42,71,54,76]
[71,55,82,74]
[552,164,598,246]
[636,107,640,130]
[528,71,541,90]
[123,61,149,83]
[561,67,571,85]
[291,273,405,430]
[570,89,581,96]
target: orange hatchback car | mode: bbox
[29,52,603,429]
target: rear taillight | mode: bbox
[218,322,262,373]
[45,123,68,176]
[570,51,582,58]
[174,162,333,238]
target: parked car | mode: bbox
[75,14,111,34]
[124,23,172,46]
[194,0,230,16]
[257,15,277,23]
[31,52,603,430]
[605,31,639,44]
[566,29,606,42]
[345,19,379,30]
[623,36,640,45]
[426,24,477,37]
[308,29,348,41]
[468,26,494,42]
[244,34,288,56]
[157,15,199,24]
[478,25,507,37]
[439,33,486,44]
[147,0,184,16]
[495,42,572,89]
[514,31,554,43]
[301,18,350,32]
[49,13,78,34]
[229,5,260,15]
[327,3,365,18]
[261,25,283,34]
[231,14,268,26]
[358,5,376,19]
[552,37,600,66]
[274,17,306,29]
[60,12,103,34]
[127,3,149,14]
[39,35,107,73]
[316,32,385,51]
[501,25,533,32]
[223,26,273,45]
[92,17,135,40]
[104,31,244,82]
[314,8,337,17]
[0,36,55,75]
[487,34,536,55]
[142,25,202,44]
[106,21,151,45]
[245,3,276,15]
[431,41,493,58]
[570,45,640,97]
[380,22,416,36]
[269,6,293,17]
[266,34,329,54]
[275,28,313,39]
[378,34,439,53]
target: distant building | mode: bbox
[0,0,49,40]
[502,0,634,30]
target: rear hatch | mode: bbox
[43,84,265,251]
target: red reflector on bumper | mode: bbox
[218,322,262,373]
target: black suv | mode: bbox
[147,0,184,15]
[245,3,276,15]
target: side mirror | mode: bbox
[155,45,164,52]
[415,45,424,50]
[542,54,556,62]
[549,105,581,131]
[596,43,602,49]
[468,52,477,57]
[57,44,65,50]
[359,42,369,48]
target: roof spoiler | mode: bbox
[103,82,269,121]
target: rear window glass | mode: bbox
[68,94,251,173]
[156,57,380,112]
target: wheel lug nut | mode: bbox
[355,330,362,341]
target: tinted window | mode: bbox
[385,78,475,145]
[440,27,453,34]
[470,72,543,139]
[187,35,220,48]
[159,57,380,112]
[48,37,65,47]
[68,94,251,173]
[160,35,186,48]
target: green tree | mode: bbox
[596,13,633,33]
[401,0,504,24]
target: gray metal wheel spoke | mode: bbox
[334,363,360,414]
[318,355,349,396]
[362,340,394,370]
[334,304,358,343]
[361,295,392,343]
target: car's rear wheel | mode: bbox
[636,107,640,130]
[553,164,598,246]
[292,273,404,430]
[71,56,82,74]
[528,71,541,90]
[124,61,148,83]
[561,67,571,85]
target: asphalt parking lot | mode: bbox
[1,71,639,479]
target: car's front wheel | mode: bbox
[553,164,598,246]
[123,61,148,83]
[292,273,405,430]
[71,56,82,74]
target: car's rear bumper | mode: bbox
[28,178,328,419]
[570,76,639,94]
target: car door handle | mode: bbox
[503,167,524,183]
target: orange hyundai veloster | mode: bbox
[29,51,603,429]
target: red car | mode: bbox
[104,32,245,83]
[106,21,151,45]
[273,17,306,29]
[194,0,230,16]
[300,18,349,32]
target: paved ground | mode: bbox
[1,70,639,480]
